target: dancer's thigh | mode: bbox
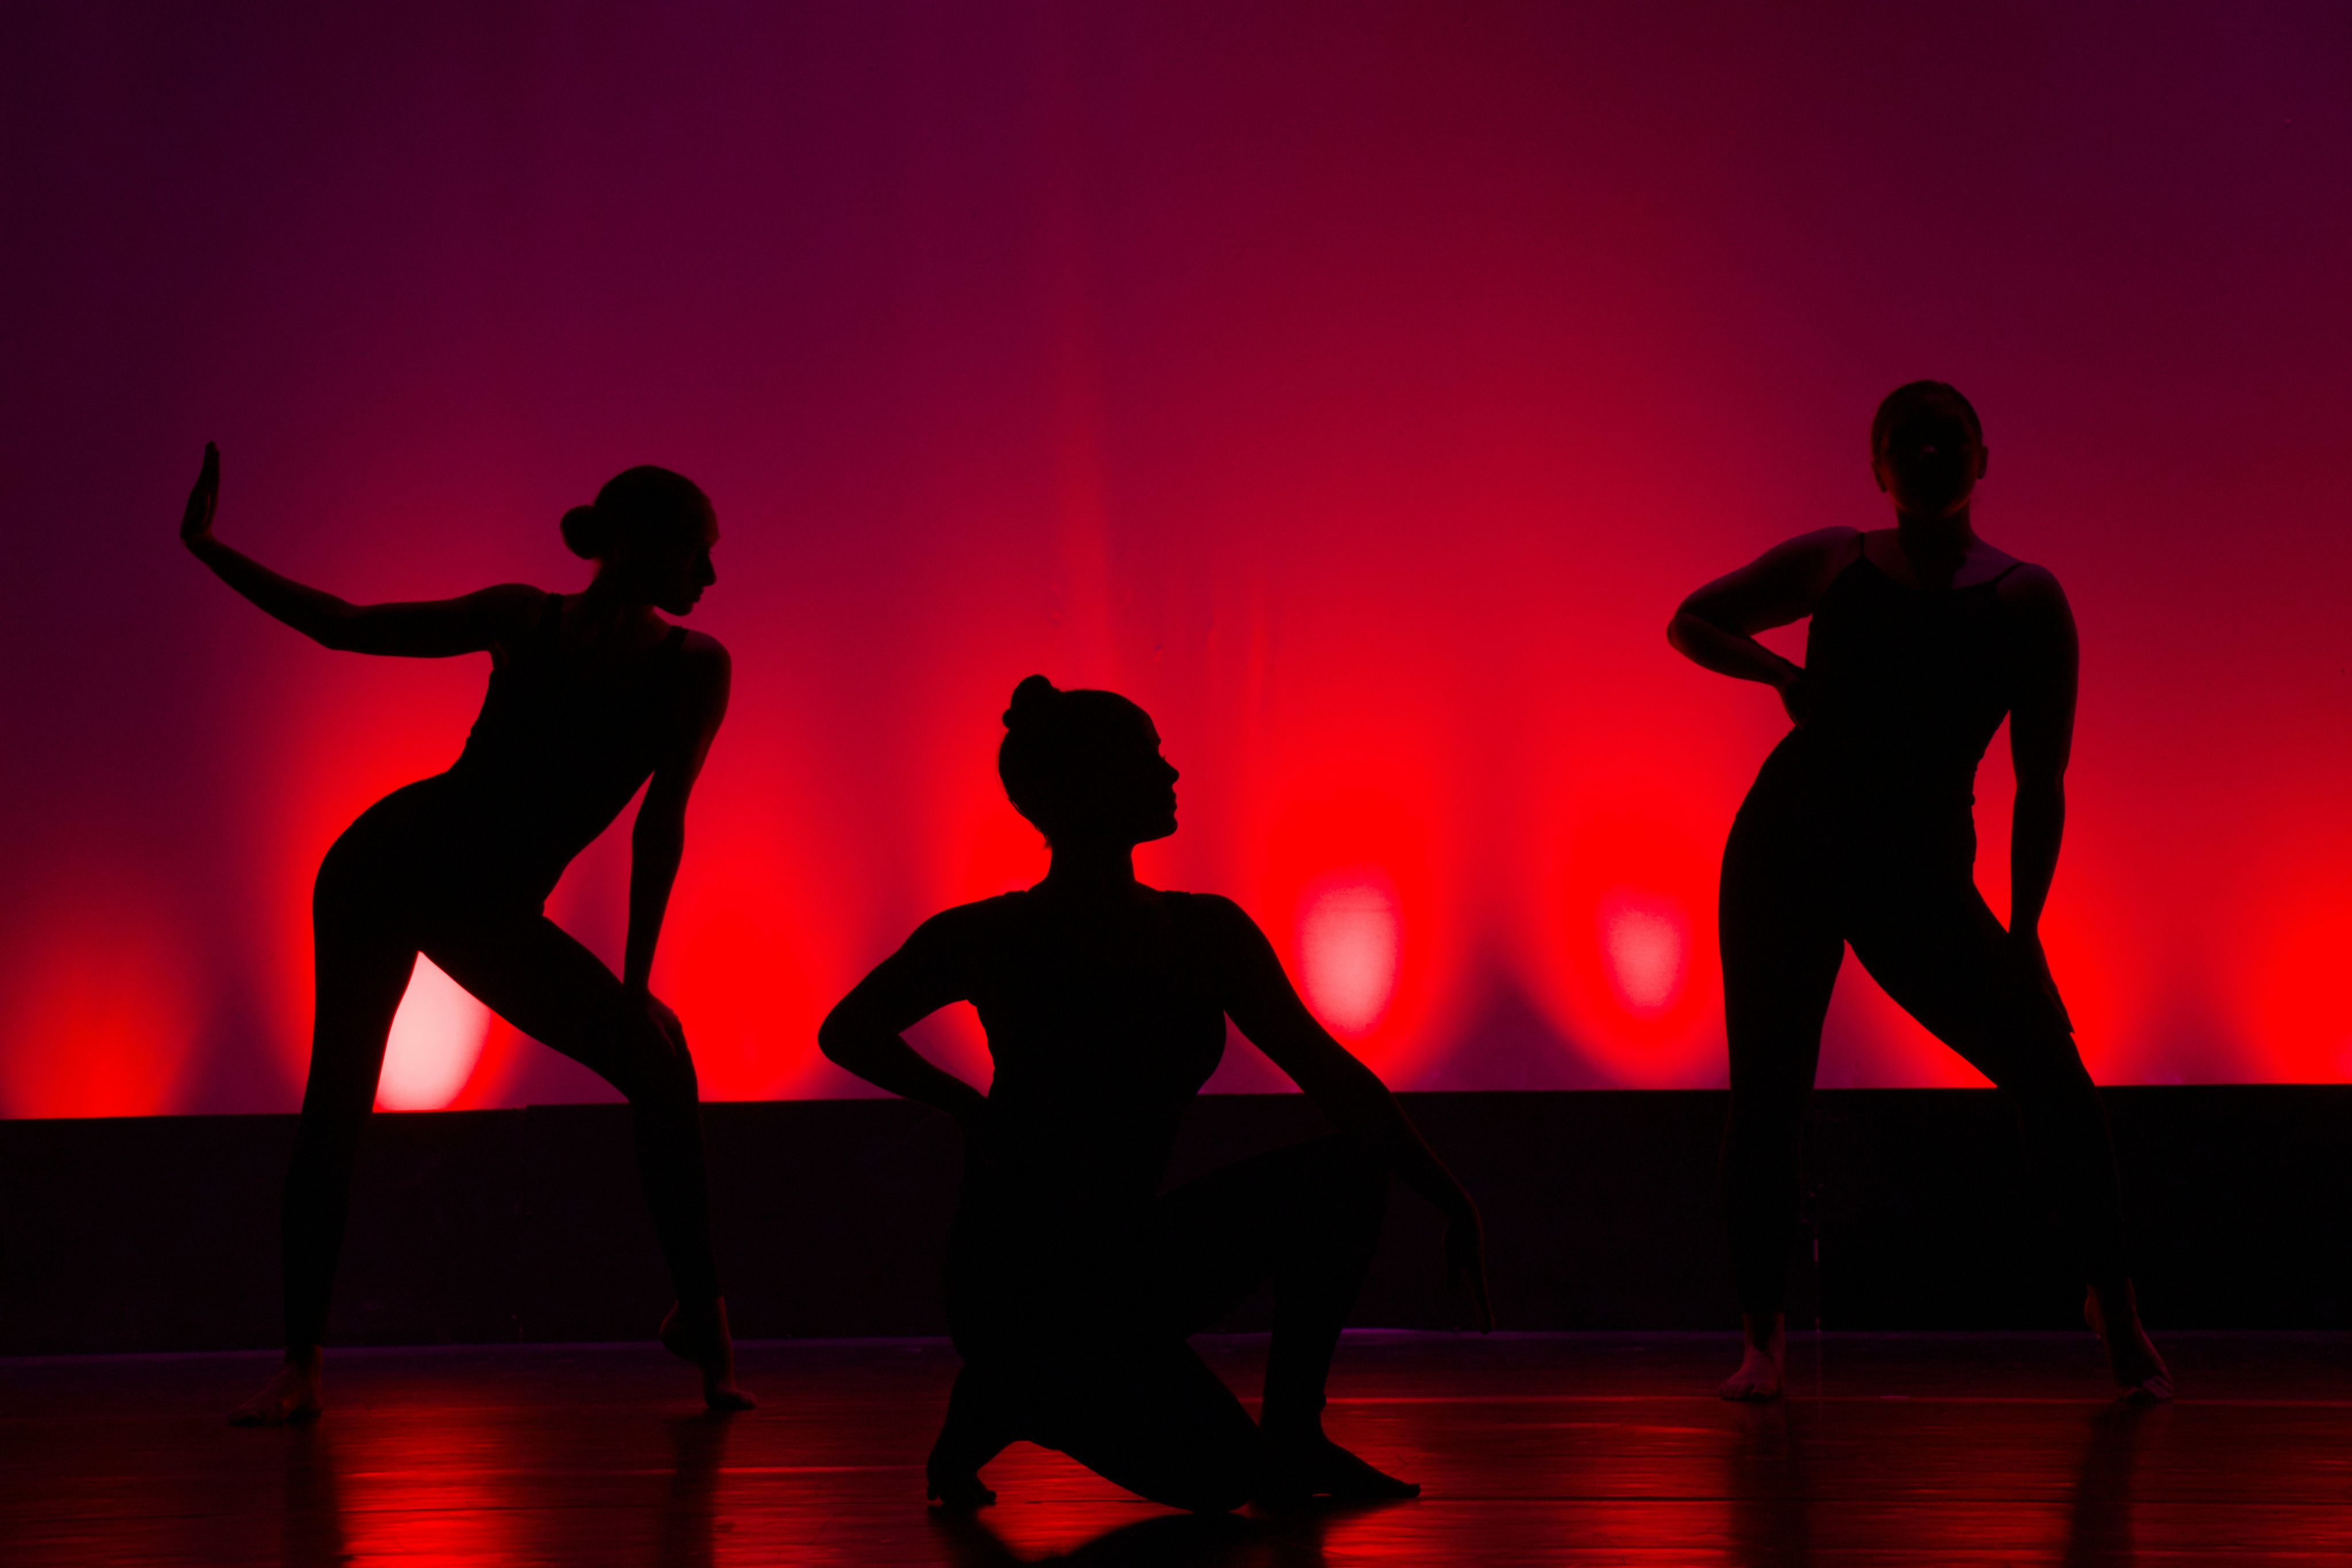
[423,909,686,1101]
[305,801,431,1113]
[1845,872,2078,1086]
[1720,792,1843,1102]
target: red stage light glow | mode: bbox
[5,5,2348,1113]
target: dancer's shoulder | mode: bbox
[1991,556,2068,615]
[1162,891,1268,949]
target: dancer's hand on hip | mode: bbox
[637,992,689,1058]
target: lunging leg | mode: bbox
[427,910,751,1411]
[231,846,417,1426]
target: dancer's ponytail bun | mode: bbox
[1003,674,1062,730]
[560,504,609,560]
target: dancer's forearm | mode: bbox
[815,1016,987,1121]
[2011,779,2064,935]
[191,535,362,647]
[1302,1054,1475,1219]
[1668,610,1802,692]
[624,819,683,994]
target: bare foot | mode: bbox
[2085,1286,2173,1403]
[1258,1429,1420,1504]
[660,1298,757,1412]
[926,1362,1014,1508]
[229,1350,323,1426]
[1719,1312,1786,1401]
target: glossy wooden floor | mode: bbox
[6,1333,2350,1565]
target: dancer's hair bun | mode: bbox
[1004,674,1061,730]
[559,504,609,560]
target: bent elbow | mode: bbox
[309,613,357,652]
[815,1009,860,1067]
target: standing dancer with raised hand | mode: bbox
[820,677,1491,1513]
[1668,382,2169,1403]
[180,446,753,1422]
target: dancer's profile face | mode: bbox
[1873,405,1986,520]
[613,505,720,615]
[1059,708,1181,849]
[1118,717,1182,845]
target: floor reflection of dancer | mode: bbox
[180,446,753,1422]
[821,677,1491,1513]
[1668,383,2169,1402]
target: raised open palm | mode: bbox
[180,442,219,547]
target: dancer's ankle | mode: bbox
[2086,1280,2139,1331]
[1259,1407,1328,1450]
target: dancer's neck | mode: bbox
[1892,505,1977,579]
[1038,842,1142,903]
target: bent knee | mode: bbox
[1301,1135,1390,1224]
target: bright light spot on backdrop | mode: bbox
[1297,871,1402,1038]
[1599,890,1687,1017]
[376,958,492,1112]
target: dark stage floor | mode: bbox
[6,1333,2349,1566]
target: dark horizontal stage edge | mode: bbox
[4,1088,2346,1355]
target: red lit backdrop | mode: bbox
[3,3,2348,1116]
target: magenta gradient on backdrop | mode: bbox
[3,2,2348,1116]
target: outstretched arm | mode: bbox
[179,443,539,656]
[1207,897,1493,1330]
[817,912,992,1128]
[624,639,732,1021]
[2004,566,2079,1017]
[1668,525,1860,722]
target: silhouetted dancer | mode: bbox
[179,446,753,1422]
[820,677,1492,1513]
[1667,383,2170,1403]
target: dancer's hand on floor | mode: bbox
[1444,1200,1494,1333]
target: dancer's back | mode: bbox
[432,591,694,896]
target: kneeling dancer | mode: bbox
[821,676,1491,1512]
